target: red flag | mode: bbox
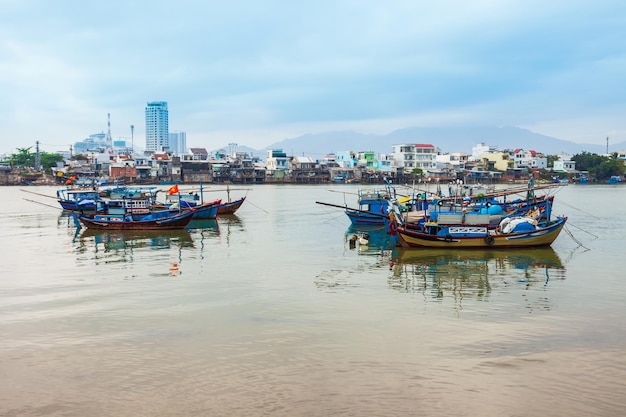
[168,184,179,195]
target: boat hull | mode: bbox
[217,197,245,215]
[191,200,221,219]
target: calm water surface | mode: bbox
[1,184,625,416]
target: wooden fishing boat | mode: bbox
[317,182,405,225]
[392,214,567,249]
[56,189,104,212]
[217,196,246,215]
[73,208,196,230]
[189,199,221,219]
[345,189,393,225]
[166,183,247,216]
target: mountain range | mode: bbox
[216,126,624,160]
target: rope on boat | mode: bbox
[23,198,62,210]
[563,225,590,251]
[323,211,347,224]
[244,198,269,214]
[20,188,57,199]
[555,199,600,219]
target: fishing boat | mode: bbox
[345,189,394,225]
[205,183,247,215]
[390,210,567,249]
[165,183,247,216]
[316,181,408,225]
[73,208,196,230]
[56,189,104,212]
[188,199,221,219]
[217,196,246,215]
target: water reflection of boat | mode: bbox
[78,229,194,251]
[389,247,566,298]
[345,224,396,253]
[394,247,564,269]
[187,218,220,231]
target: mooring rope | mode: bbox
[564,225,590,251]
[566,221,599,239]
[556,199,600,219]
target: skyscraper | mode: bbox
[145,101,169,152]
[169,131,187,156]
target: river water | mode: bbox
[1,184,625,417]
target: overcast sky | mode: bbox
[1,0,625,155]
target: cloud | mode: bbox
[1,0,626,155]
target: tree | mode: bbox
[595,159,625,180]
[546,154,560,168]
[571,151,625,180]
[40,152,65,170]
[572,152,607,172]
[9,147,35,167]
[411,167,425,182]
[8,147,64,170]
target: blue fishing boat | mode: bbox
[56,189,105,212]
[73,208,196,230]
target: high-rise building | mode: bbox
[169,131,187,156]
[145,101,169,152]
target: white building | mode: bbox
[145,101,169,152]
[471,143,497,161]
[391,143,437,173]
[553,155,576,172]
[512,149,547,169]
[435,152,468,171]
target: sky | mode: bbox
[1,0,626,155]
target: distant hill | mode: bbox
[216,126,625,160]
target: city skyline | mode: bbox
[2,1,626,156]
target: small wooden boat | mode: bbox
[73,208,196,230]
[189,199,221,219]
[392,214,567,249]
[167,183,247,216]
[217,196,246,215]
[56,189,104,212]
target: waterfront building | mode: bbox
[553,155,576,172]
[391,143,437,173]
[266,149,289,172]
[471,143,497,161]
[335,151,357,168]
[145,101,169,152]
[480,151,513,171]
[511,149,547,169]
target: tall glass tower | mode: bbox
[145,101,169,152]
[169,131,187,156]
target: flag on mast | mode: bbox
[168,184,179,195]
